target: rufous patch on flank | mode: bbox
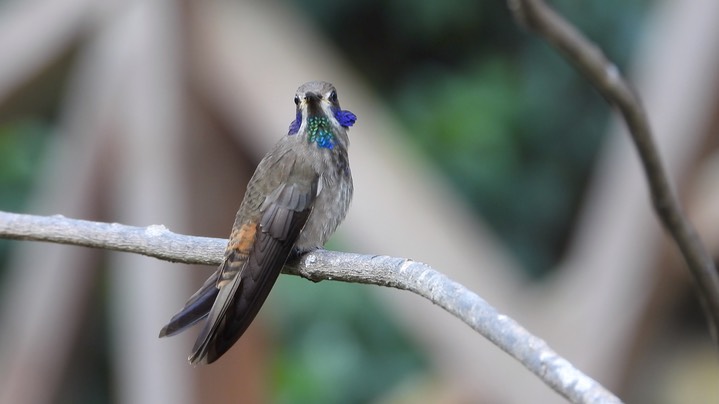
[229,222,258,255]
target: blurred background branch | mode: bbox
[510,0,719,346]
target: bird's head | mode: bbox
[288,81,356,149]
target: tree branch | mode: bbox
[0,210,621,403]
[509,0,719,343]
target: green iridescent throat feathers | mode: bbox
[307,116,335,149]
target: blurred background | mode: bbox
[1,0,719,403]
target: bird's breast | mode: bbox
[294,159,353,252]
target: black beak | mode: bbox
[306,92,322,115]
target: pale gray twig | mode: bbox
[0,210,621,403]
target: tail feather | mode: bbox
[159,272,220,338]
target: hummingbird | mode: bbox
[159,81,356,364]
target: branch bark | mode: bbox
[0,210,621,403]
[509,0,719,343]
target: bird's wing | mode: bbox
[158,149,295,339]
[190,162,319,364]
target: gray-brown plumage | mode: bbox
[159,81,356,364]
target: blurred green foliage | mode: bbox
[0,119,50,273]
[268,275,426,404]
[0,119,48,210]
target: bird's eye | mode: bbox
[329,90,337,102]
[293,96,300,105]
